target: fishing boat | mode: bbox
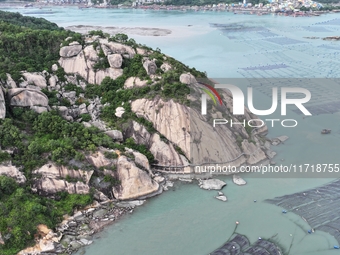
[321,129,331,134]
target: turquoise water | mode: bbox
[3,6,340,254]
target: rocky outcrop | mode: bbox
[18,225,59,255]
[271,135,289,146]
[95,68,123,85]
[22,72,47,88]
[215,195,227,202]
[131,98,189,156]
[48,75,58,87]
[59,50,89,82]
[101,41,136,58]
[149,133,188,167]
[108,54,123,68]
[34,177,90,195]
[0,164,26,183]
[160,63,171,72]
[113,156,160,200]
[86,151,112,168]
[125,121,151,146]
[51,64,58,72]
[131,90,269,169]
[33,164,93,184]
[104,130,123,142]
[180,73,196,85]
[199,179,226,190]
[124,77,148,89]
[241,139,267,165]
[0,87,5,119]
[233,175,246,185]
[58,38,129,84]
[59,44,82,58]
[115,106,125,118]
[132,150,150,171]
[124,121,188,168]
[7,88,48,109]
[6,73,17,88]
[32,164,93,195]
[143,59,157,75]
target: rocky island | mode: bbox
[0,10,276,255]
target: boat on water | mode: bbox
[24,3,33,7]
[321,129,331,134]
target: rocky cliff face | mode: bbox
[58,40,135,85]
[32,164,93,195]
[0,163,26,183]
[113,156,160,200]
[131,94,268,168]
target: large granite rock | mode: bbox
[34,177,90,195]
[96,68,123,85]
[131,98,189,156]
[6,73,17,88]
[0,164,26,183]
[160,63,172,72]
[0,88,5,119]
[84,45,99,62]
[233,175,246,186]
[59,44,82,58]
[104,130,123,141]
[32,164,92,195]
[59,41,125,84]
[179,73,196,85]
[33,164,93,184]
[124,122,188,169]
[199,179,226,190]
[8,88,48,108]
[132,150,150,171]
[143,59,157,75]
[113,156,160,200]
[59,50,89,81]
[86,151,112,168]
[149,133,188,167]
[131,95,268,169]
[241,139,267,165]
[125,121,151,146]
[115,106,125,118]
[22,72,47,88]
[124,77,148,89]
[101,41,136,58]
[48,75,58,87]
[107,54,123,68]
[18,225,59,255]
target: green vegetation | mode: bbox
[0,12,207,254]
[0,110,117,172]
[0,175,92,255]
[103,174,120,186]
[0,12,76,82]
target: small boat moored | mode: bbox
[321,129,331,134]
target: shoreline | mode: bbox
[0,3,338,18]
[66,25,172,37]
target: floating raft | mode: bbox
[266,179,340,245]
[210,234,282,255]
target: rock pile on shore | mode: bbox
[19,200,145,255]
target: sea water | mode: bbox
[2,6,340,254]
